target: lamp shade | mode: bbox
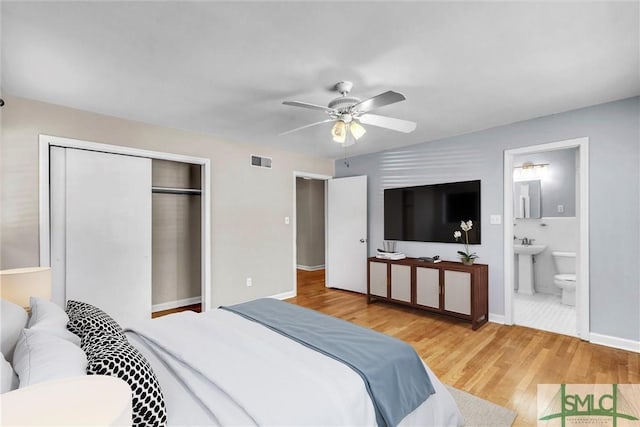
[331,121,347,143]
[349,121,367,140]
[1,375,132,426]
[0,267,52,308]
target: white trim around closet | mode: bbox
[38,134,213,312]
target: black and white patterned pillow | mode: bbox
[65,300,125,339]
[85,337,167,427]
[81,332,127,353]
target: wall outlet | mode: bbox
[490,214,502,225]
[557,204,564,213]
[246,277,252,287]
[284,216,290,225]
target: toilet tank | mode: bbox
[552,251,576,274]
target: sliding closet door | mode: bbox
[65,148,152,325]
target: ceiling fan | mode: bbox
[280,81,417,146]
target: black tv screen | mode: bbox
[384,180,481,244]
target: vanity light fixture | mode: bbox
[514,161,549,170]
[513,161,550,182]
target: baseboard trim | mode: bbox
[296,264,325,271]
[489,313,506,324]
[152,296,202,313]
[589,332,640,353]
[269,290,296,300]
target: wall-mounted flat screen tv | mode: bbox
[384,180,481,244]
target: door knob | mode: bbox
[360,238,367,243]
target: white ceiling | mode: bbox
[2,1,639,159]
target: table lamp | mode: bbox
[0,267,52,308]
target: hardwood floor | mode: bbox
[152,303,201,318]
[289,269,640,426]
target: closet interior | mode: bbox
[151,159,202,315]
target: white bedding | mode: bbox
[126,309,463,427]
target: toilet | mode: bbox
[552,251,577,306]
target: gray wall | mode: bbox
[1,95,334,307]
[296,178,325,268]
[336,97,640,342]
[514,148,576,217]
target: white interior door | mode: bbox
[57,148,152,325]
[326,175,367,293]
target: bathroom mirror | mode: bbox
[513,180,541,219]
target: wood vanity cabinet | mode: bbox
[367,257,489,330]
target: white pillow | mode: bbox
[12,329,88,388]
[1,299,29,363]
[28,297,81,346]
[1,353,18,393]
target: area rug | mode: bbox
[446,385,517,426]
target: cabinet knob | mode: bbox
[360,238,367,243]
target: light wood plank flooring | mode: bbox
[289,269,640,426]
[152,303,201,318]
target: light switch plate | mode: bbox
[490,214,502,225]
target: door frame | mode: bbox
[503,137,590,339]
[291,171,332,297]
[38,134,213,312]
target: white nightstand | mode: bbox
[1,375,132,426]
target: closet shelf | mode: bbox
[152,186,202,195]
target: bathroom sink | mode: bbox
[514,244,547,255]
[514,244,547,295]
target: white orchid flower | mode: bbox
[456,219,478,264]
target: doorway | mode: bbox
[293,172,330,295]
[503,137,590,340]
[291,173,369,297]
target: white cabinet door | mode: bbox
[444,270,471,315]
[369,262,387,297]
[64,149,152,326]
[390,264,411,302]
[326,176,367,293]
[416,266,440,309]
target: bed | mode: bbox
[1,297,463,427]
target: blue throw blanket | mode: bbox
[221,298,435,427]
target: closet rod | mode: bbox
[151,186,202,195]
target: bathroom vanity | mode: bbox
[367,257,489,330]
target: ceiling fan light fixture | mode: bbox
[282,82,416,145]
[331,120,347,143]
[349,121,366,140]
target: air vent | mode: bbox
[250,155,272,169]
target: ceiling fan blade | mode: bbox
[282,101,337,114]
[352,91,406,113]
[359,114,416,133]
[279,118,335,136]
